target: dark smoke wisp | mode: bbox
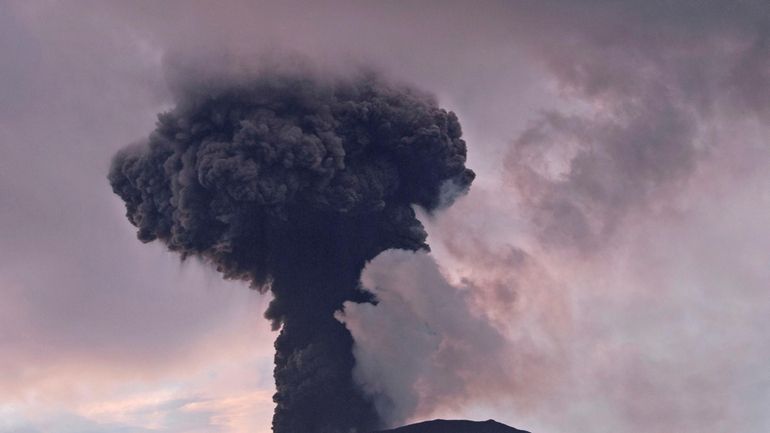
[108,71,474,433]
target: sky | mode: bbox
[1,1,769,433]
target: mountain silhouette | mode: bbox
[375,419,531,433]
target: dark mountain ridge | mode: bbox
[375,419,531,433]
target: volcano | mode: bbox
[376,419,531,433]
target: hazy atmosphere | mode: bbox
[2,1,769,433]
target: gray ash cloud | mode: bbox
[108,70,474,433]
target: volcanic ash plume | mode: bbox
[108,71,474,433]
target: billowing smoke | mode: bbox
[108,70,474,433]
[336,2,770,432]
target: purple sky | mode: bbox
[2,1,769,432]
